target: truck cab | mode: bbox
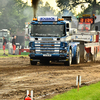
[72,14,98,42]
[72,14,99,62]
[29,16,80,65]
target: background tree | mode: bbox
[56,0,100,16]
[77,3,100,17]
[0,0,62,34]
[38,2,55,16]
[24,0,62,21]
[0,0,28,34]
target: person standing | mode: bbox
[12,36,16,55]
[3,37,7,55]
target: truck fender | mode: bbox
[67,46,72,53]
[72,45,80,64]
[69,43,78,58]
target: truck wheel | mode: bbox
[30,61,37,65]
[74,46,80,64]
[64,49,72,66]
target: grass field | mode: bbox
[47,82,100,100]
[0,49,29,57]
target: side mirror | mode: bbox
[95,26,98,31]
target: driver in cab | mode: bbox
[82,25,89,31]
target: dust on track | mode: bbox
[0,56,100,100]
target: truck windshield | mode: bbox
[31,24,65,37]
[78,23,90,31]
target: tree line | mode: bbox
[56,0,100,16]
[0,0,100,34]
[0,0,61,34]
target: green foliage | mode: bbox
[37,2,55,16]
[37,1,62,17]
[0,49,28,57]
[24,0,62,21]
[56,0,100,16]
[0,0,62,35]
[77,3,100,17]
[0,0,28,34]
[46,82,100,100]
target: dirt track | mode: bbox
[0,56,100,100]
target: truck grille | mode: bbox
[35,41,60,54]
[41,50,54,52]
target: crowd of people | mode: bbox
[3,36,16,55]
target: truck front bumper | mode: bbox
[29,54,69,62]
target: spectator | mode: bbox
[3,37,7,55]
[12,36,16,55]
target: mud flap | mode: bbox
[78,44,85,63]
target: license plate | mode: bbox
[43,54,51,57]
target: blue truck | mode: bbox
[29,16,80,66]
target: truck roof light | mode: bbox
[92,14,96,19]
[58,18,64,21]
[82,14,90,17]
[93,14,95,16]
[33,18,37,21]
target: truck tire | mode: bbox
[30,61,37,65]
[73,46,80,64]
[96,48,97,57]
[64,49,72,66]
[78,44,85,63]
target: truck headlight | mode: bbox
[59,50,63,53]
[59,50,67,53]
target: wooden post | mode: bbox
[27,90,29,96]
[77,75,80,91]
[31,90,33,100]
[26,90,33,100]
